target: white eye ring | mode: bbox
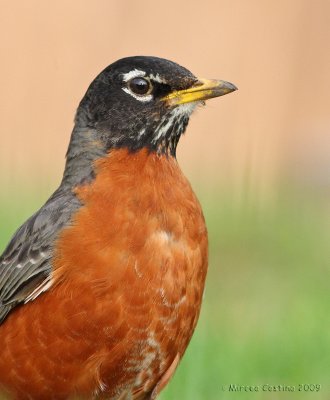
[128,77,152,96]
[122,69,146,82]
[122,87,153,102]
[122,77,153,102]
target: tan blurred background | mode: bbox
[1,3,330,398]
[0,0,329,199]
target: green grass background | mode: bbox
[0,185,329,399]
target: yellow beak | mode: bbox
[163,78,237,106]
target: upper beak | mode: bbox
[163,78,237,106]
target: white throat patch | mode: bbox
[152,102,197,144]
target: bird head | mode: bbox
[75,56,237,156]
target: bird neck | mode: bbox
[61,106,187,189]
[61,124,107,188]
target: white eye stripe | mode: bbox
[121,69,168,102]
[122,69,146,82]
[122,69,167,84]
[122,87,153,102]
[149,73,167,84]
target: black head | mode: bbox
[75,56,236,156]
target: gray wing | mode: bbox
[0,188,81,324]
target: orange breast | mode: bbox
[0,148,208,399]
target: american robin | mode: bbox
[0,56,236,399]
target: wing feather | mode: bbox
[0,188,81,324]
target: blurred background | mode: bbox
[0,1,329,399]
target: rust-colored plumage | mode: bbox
[0,150,207,399]
[0,56,236,399]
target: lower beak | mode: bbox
[163,78,237,106]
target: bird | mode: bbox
[0,56,236,400]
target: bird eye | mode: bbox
[128,77,152,96]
